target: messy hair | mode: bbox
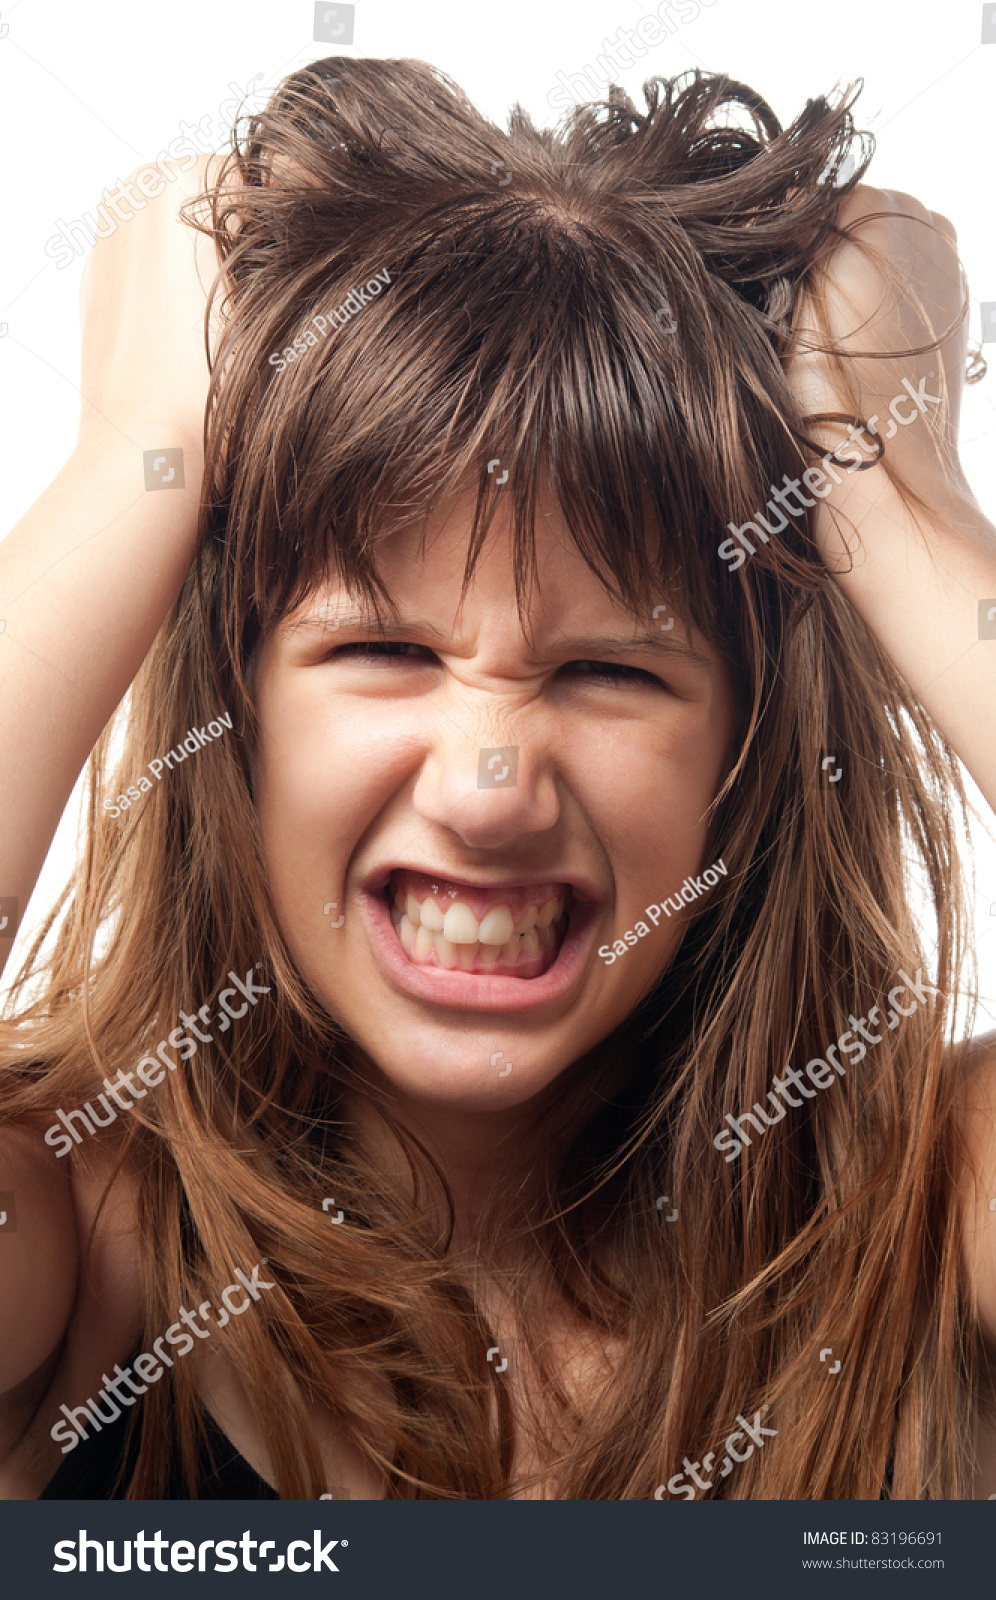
[1,57,984,1498]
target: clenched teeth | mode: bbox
[387,871,570,975]
[393,886,564,944]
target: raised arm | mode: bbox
[785,184,996,817]
[0,155,223,980]
[0,155,223,1481]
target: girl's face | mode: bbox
[252,491,738,1111]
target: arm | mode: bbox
[0,155,223,978]
[0,156,223,1480]
[785,184,996,816]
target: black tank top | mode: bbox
[39,1374,278,1499]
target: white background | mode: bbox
[1,0,995,1027]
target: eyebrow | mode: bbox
[549,630,712,667]
[290,614,713,669]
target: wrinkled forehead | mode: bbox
[282,484,704,652]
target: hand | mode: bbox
[77,154,228,460]
[785,183,975,528]
[781,184,996,824]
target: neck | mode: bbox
[334,1031,635,1260]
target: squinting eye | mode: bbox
[563,660,663,688]
[331,641,438,661]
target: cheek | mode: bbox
[581,709,729,864]
[251,688,415,944]
[583,712,732,985]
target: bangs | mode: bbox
[192,60,867,670]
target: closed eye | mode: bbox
[325,644,665,687]
[328,641,437,662]
[560,660,664,688]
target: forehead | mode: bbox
[294,485,693,646]
[383,493,609,614]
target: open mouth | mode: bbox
[386,870,572,979]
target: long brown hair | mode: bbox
[2,58,985,1498]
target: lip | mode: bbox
[360,866,604,1014]
[364,864,604,902]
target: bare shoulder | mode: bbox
[0,1117,143,1491]
[954,1031,996,1343]
[0,1119,78,1400]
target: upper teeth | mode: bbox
[394,890,564,945]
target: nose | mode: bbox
[410,723,561,850]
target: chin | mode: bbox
[371,1023,573,1104]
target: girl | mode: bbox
[1,57,994,1500]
